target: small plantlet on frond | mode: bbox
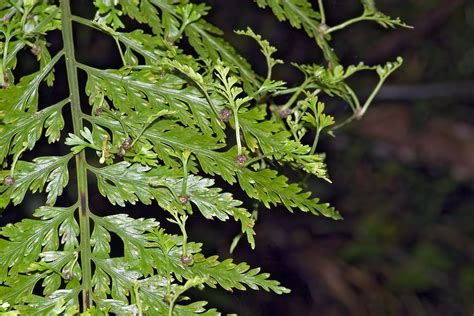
[0,0,408,314]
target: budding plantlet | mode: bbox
[118,138,133,157]
[94,106,104,116]
[178,194,190,205]
[180,254,193,266]
[3,175,15,186]
[63,270,73,281]
[235,154,248,166]
[279,108,293,119]
[219,107,232,122]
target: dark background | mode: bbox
[2,0,474,315]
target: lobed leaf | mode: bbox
[0,205,76,282]
[239,105,331,181]
[146,229,290,294]
[0,154,73,208]
[83,64,224,139]
[92,213,159,275]
[0,99,68,165]
[254,0,337,63]
[14,290,79,316]
[0,51,63,113]
[180,175,256,249]
[185,19,260,91]
[92,162,160,207]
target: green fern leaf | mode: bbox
[0,99,67,165]
[0,52,62,112]
[91,162,157,207]
[0,205,76,281]
[185,20,259,90]
[14,290,78,316]
[181,175,256,248]
[0,155,72,208]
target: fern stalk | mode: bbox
[60,0,92,309]
[318,0,326,25]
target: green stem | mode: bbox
[133,282,142,315]
[167,63,221,120]
[180,152,190,197]
[114,37,127,66]
[310,128,321,155]
[201,86,221,120]
[2,33,10,70]
[318,0,326,25]
[20,6,31,27]
[71,14,103,31]
[233,109,242,155]
[168,298,176,316]
[9,143,28,177]
[359,59,402,117]
[265,55,273,81]
[169,210,188,256]
[180,216,188,256]
[272,86,301,96]
[60,0,92,311]
[359,75,387,117]
[330,113,357,131]
[166,274,172,298]
[281,79,310,110]
[345,85,361,112]
[273,85,320,98]
[130,113,164,147]
[244,153,273,167]
[326,15,368,34]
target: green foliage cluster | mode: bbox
[0,0,408,314]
